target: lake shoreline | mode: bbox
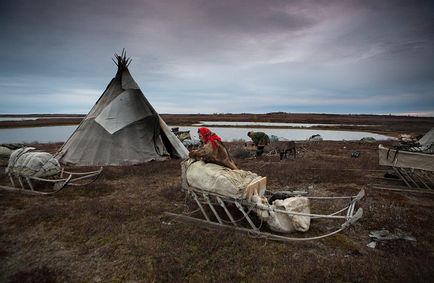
[0,125,394,144]
[1,113,433,138]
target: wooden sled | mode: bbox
[165,174,364,241]
[377,145,434,192]
[1,167,103,195]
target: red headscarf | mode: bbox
[198,127,221,150]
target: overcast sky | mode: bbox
[0,0,433,115]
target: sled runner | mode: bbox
[164,159,364,241]
[1,147,102,195]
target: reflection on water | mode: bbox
[0,117,39,121]
[0,124,393,144]
[0,116,80,122]
[0,126,78,143]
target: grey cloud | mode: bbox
[0,0,433,115]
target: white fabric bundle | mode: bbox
[265,197,311,233]
[183,159,311,233]
[184,159,262,199]
[0,146,13,158]
[6,147,61,177]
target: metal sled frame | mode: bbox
[165,187,364,242]
[1,167,103,195]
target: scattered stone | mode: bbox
[360,137,376,143]
[351,151,361,158]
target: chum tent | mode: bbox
[55,50,189,166]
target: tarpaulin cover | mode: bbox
[378,144,434,171]
[265,197,311,233]
[183,159,261,199]
[418,128,434,148]
[6,147,61,177]
[95,89,155,134]
[56,66,188,165]
[0,146,13,158]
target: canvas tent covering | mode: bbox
[56,51,188,166]
[418,127,434,152]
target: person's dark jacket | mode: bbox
[250,132,270,146]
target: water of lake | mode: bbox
[172,126,392,141]
[0,117,39,121]
[197,121,375,128]
[0,126,78,143]
[0,124,393,144]
[0,116,80,122]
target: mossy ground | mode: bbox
[1,140,433,282]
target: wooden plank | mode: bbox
[163,212,351,242]
[0,185,44,195]
[370,185,434,195]
[244,177,267,200]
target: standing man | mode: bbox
[247,131,270,157]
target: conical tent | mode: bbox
[56,50,188,166]
[418,127,434,148]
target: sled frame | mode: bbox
[164,187,364,242]
[378,145,434,191]
[1,167,103,195]
[389,167,434,190]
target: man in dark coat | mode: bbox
[247,131,270,157]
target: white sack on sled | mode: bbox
[183,159,263,199]
[0,146,13,158]
[6,147,61,177]
[256,197,310,233]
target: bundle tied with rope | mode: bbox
[6,147,61,178]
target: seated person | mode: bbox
[247,131,270,157]
[189,127,238,170]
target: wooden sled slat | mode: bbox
[164,186,364,242]
[244,177,267,200]
[1,167,102,195]
[164,208,363,242]
[369,184,434,195]
[0,175,71,195]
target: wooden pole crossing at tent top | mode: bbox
[112,48,132,71]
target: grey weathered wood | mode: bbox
[164,212,357,242]
[203,193,223,225]
[217,197,238,227]
[25,177,34,191]
[192,192,210,222]
[1,168,101,195]
[371,185,434,195]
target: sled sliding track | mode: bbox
[164,187,364,242]
[0,167,103,195]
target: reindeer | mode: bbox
[273,140,296,160]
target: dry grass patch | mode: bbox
[1,141,433,282]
